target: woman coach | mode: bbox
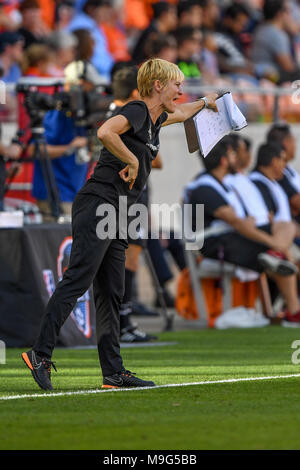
[22,58,218,390]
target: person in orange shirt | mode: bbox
[124,0,178,32]
[36,0,55,30]
[100,4,131,62]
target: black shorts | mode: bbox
[201,224,271,273]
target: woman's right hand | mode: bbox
[119,159,139,190]
[205,93,219,112]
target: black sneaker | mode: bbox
[120,306,157,343]
[21,349,57,391]
[120,325,158,343]
[102,368,156,389]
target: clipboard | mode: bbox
[184,92,247,156]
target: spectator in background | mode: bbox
[251,0,300,83]
[214,2,254,77]
[199,0,220,31]
[100,2,131,62]
[123,0,151,36]
[132,1,177,64]
[47,30,77,76]
[177,0,202,29]
[176,26,202,79]
[144,32,177,62]
[37,0,56,30]
[0,0,20,32]
[66,0,114,81]
[55,0,76,30]
[74,0,86,10]
[18,0,49,49]
[21,43,52,76]
[72,28,94,60]
[71,28,107,83]
[201,30,220,79]
[0,31,23,82]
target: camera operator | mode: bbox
[30,61,103,222]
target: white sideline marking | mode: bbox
[1,373,300,401]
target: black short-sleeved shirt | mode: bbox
[186,179,229,231]
[278,174,298,200]
[79,101,168,209]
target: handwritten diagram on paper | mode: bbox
[192,93,247,157]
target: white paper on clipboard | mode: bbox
[191,93,247,157]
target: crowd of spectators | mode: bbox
[1,0,300,120]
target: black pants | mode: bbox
[201,225,271,273]
[34,193,127,376]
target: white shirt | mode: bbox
[225,173,270,226]
[250,171,291,223]
[284,164,300,193]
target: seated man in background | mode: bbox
[266,123,300,234]
[225,135,296,262]
[249,142,295,246]
[184,136,300,327]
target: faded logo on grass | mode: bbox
[0,340,6,364]
[291,340,300,364]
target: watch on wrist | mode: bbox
[200,96,208,108]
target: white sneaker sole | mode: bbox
[258,253,298,276]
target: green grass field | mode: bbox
[1,326,300,450]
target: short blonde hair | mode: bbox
[137,58,184,98]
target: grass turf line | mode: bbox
[1,327,300,449]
